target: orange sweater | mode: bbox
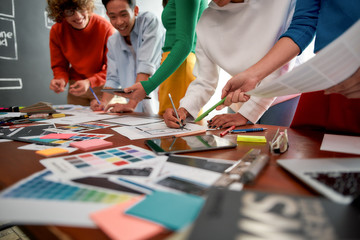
[49,14,115,87]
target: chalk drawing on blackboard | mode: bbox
[44,11,55,29]
[0,0,15,18]
[0,78,22,90]
[0,17,18,60]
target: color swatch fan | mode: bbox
[20,102,57,114]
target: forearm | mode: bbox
[246,37,300,84]
[135,73,150,83]
[101,92,114,105]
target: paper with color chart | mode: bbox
[112,122,206,140]
[0,170,134,227]
[40,145,167,179]
[248,20,360,98]
[90,196,166,240]
[320,134,360,155]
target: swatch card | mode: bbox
[29,133,113,147]
[41,145,168,180]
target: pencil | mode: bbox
[89,86,101,105]
[168,93,183,128]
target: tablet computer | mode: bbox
[145,134,237,155]
[101,88,151,99]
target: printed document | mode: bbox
[248,20,360,98]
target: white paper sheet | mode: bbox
[320,134,360,155]
[102,115,163,126]
[40,113,116,125]
[112,122,207,140]
[41,145,168,179]
[248,20,360,98]
[0,170,134,227]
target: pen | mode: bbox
[195,97,226,122]
[168,93,183,129]
[220,125,236,137]
[230,128,267,133]
[117,177,155,193]
[89,86,101,105]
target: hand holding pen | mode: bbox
[164,94,186,129]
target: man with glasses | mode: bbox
[47,0,115,106]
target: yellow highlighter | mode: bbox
[237,135,267,143]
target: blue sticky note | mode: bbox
[125,191,204,231]
[30,138,56,143]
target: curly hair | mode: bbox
[47,0,95,23]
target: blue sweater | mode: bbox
[281,0,360,53]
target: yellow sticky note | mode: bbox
[237,135,267,143]
[36,147,69,157]
[52,113,66,118]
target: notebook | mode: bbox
[277,158,360,204]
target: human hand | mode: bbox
[49,78,66,93]
[207,113,248,129]
[163,107,188,128]
[69,79,90,96]
[116,82,146,101]
[220,71,259,107]
[90,99,105,111]
[104,100,138,113]
[324,67,360,99]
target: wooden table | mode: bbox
[0,121,358,240]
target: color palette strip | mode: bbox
[0,170,131,204]
[41,145,159,179]
[31,133,113,147]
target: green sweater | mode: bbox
[141,0,208,94]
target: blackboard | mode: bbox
[0,0,107,107]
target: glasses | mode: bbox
[270,128,289,154]
[64,8,87,17]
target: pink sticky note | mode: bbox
[70,138,113,151]
[90,197,166,240]
[40,133,77,139]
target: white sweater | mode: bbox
[180,0,296,123]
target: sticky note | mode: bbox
[70,139,113,151]
[40,133,76,139]
[237,135,267,143]
[91,196,165,240]
[36,147,69,157]
[126,191,204,231]
[52,113,66,118]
